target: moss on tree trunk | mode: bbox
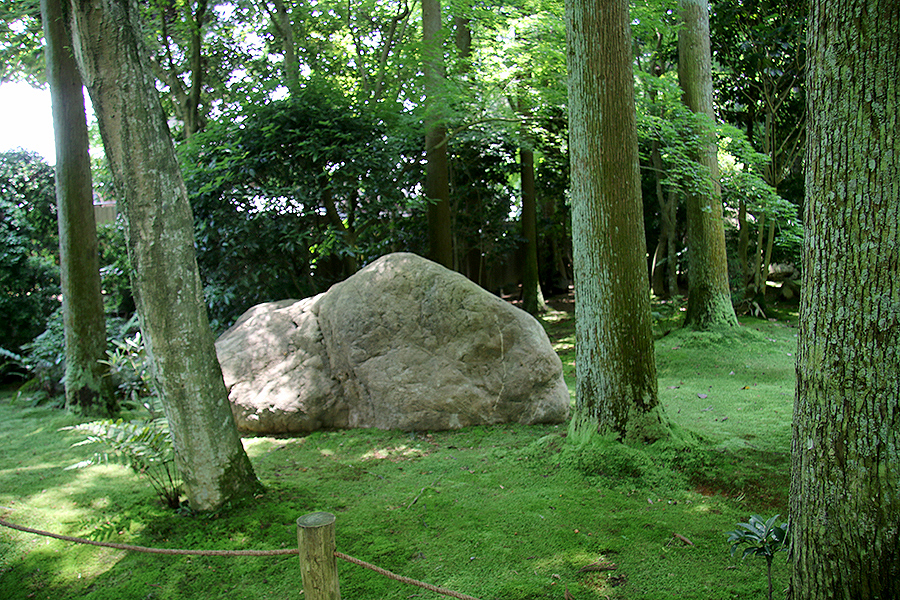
[565,0,669,443]
[42,0,115,415]
[67,0,260,511]
[789,1,900,597]
[678,0,738,330]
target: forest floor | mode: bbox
[0,297,799,600]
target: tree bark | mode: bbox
[789,1,900,597]
[268,0,301,98]
[422,0,453,269]
[678,0,738,329]
[649,139,678,298]
[520,141,546,315]
[41,0,115,415]
[67,0,260,511]
[148,0,207,139]
[565,0,668,442]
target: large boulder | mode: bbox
[215,252,570,433]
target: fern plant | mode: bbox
[726,514,789,600]
[61,417,182,508]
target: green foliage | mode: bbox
[140,0,256,140]
[717,126,803,262]
[0,0,45,85]
[14,310,146,408]
[726,514,789,560]
[61,415,181,509]
[0,345,26,380]
[636,71,713,199]
[451,129,521,273]
[726,514,789,600]
[180,84,423,329]
[100,326,158,411]
[96,218,135,316]
[711,0,806,204]
[17,307,66,399]
[0,151,60,355]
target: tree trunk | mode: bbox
[41,0,115,416]
[789,1,900,597]
[270,0,301,98]
[752,211,766,298]
[422,0,453,269]
[182,0,206,138]
[565,0,668,443]
[520,136,546,314]
[737,198,751,292]
[678,0,738,329]
[67,0,260,511]
[649,139,677,298]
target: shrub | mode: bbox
[0,151,60,357]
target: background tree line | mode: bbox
[2,0,804,336]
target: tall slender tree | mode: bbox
[520,133,546,315]
[565,0,668,442]
[41,0,115,415]
[677,0,738,329]
[66,0,260,510]
[260,0,301,97]
[422,0,453,268]
[789,0,899,597]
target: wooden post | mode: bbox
[297,512,340,600]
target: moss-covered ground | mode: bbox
[0,299,798,599]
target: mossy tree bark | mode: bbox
[565,0,668,443]
[423,0,453,269]
[789,1,899,597]
[41,0,115,416]
[677,0,738,330]
[67,0,260,511]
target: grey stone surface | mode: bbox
[215,252,570,433]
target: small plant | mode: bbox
[726,514,789,600]
[17,308,67,400]
[100,329,158,411]
[61,416,182,508]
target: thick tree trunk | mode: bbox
[789,1,900,597]
[678,0,738,329]
[565,0,668,443]
[67,0,260,511]
[41,0,115,416]
[422,0,453,269]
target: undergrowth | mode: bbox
[0,300,798,600]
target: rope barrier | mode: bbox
[0,518,297,556]
[0,518,482,600]
[335,551,481,600]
